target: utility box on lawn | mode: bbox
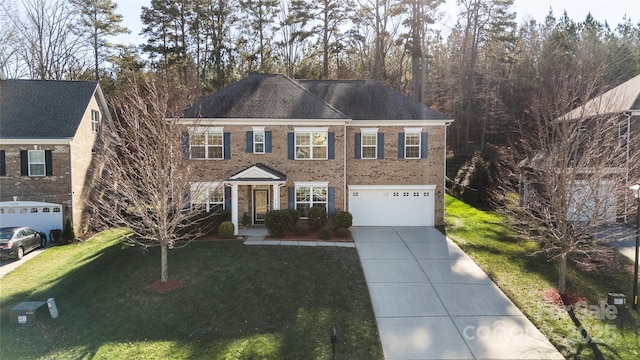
[9,301,48,324]
[607,293,626,306]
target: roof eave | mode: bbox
[0,138,73,145]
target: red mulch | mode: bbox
[148,279,183,293]
[542,288,586,306]
[194,230,354,242]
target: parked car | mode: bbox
[0,227,45,260]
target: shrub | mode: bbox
[335,227,351,238]
[61,217,75,244]
[285,209,300,227]
[241,212,251,228]
[331,211,353,229]
[295,225,309,236]
[264,210,292,237]
[318,227,332,240]
[218,221,235,239]
[308,205,327,230]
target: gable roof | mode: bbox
[299,79,446,120]
[0,79,101,139]
[182,74,347,119]
[561,73,640,120]
[228,163,287,182]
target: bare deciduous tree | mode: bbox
[512,68,640,297]
[92,72,208,283]
[1,0,89,80]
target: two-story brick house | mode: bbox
[0,78,111,235]
[179,74,452,234]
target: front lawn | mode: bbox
[0,230,382,359]
[445,194,640,360]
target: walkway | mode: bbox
[239,228,355,248]
[352,226,564,360]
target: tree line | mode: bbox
[1,0,639,152]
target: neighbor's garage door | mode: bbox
[348,185,435,226]
[0,201,64,235]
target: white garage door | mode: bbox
[0,201,64,235]
[348,185,436,226]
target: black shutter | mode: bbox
[224,186,232,210]
[246,131,253,153]
[288,132,294,160]
[328,132,335,159]
[288,187,295,209]
[265,131,272,153]
[181,132,190,158]
[20,150,28,175]
[328,187,335,215]
[45,150,53,176]
[398,133,405,159]
[223,132,231,159]
[354,133,361,159]
[377,133,384,159]
[0,150,5,176]
[421,132,428,159]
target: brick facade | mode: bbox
[0,94,104,235]
[185,121,447,225]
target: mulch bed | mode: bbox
[148,279,184,293]
[542,288,586,306]
[194,229,354,242]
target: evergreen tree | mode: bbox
[71,0,129,81]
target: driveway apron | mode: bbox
[353,226,564,360]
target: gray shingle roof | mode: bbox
[560,73,640,120]
[182,74,347,119]
[299,79,446,120]
[0,79,99,138]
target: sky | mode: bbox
[113,0,640,46]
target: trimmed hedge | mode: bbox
[318,227,332,240]
[331,211,353,229]
[308,205,327,230]
[218,221,235,239]
[264,210,292,237]
[335,227,351,238]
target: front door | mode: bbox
[253,189,269,224]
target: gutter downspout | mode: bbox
[344,122,348,211]
[443,121,452,225]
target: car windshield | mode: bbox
[0,230,14,240]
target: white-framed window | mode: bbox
[254,129,265,154]
[190,128,224,159]
[28,150,46,176]
[295,182,328,218]
[404,132,421,159]
[295,128,328,159]
[191,182,225,212]
[91,110,100,133]
[362,133,377,159]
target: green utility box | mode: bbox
[9,301,48,324]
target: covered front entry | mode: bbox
[348,185,436,226]
[226,164,287,234]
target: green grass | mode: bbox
[0,230,382,359]
[445,194,640,360]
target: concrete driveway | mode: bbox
[353,226,564,360]
[0,244,48,279]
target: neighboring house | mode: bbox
[522,74,640,223]
[0,79,112,235]
[179,74,453,234]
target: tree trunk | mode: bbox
[161,243,168,282]
[558,253,567,296]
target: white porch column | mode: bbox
[231,184,239,235]
[273,184,280,210]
